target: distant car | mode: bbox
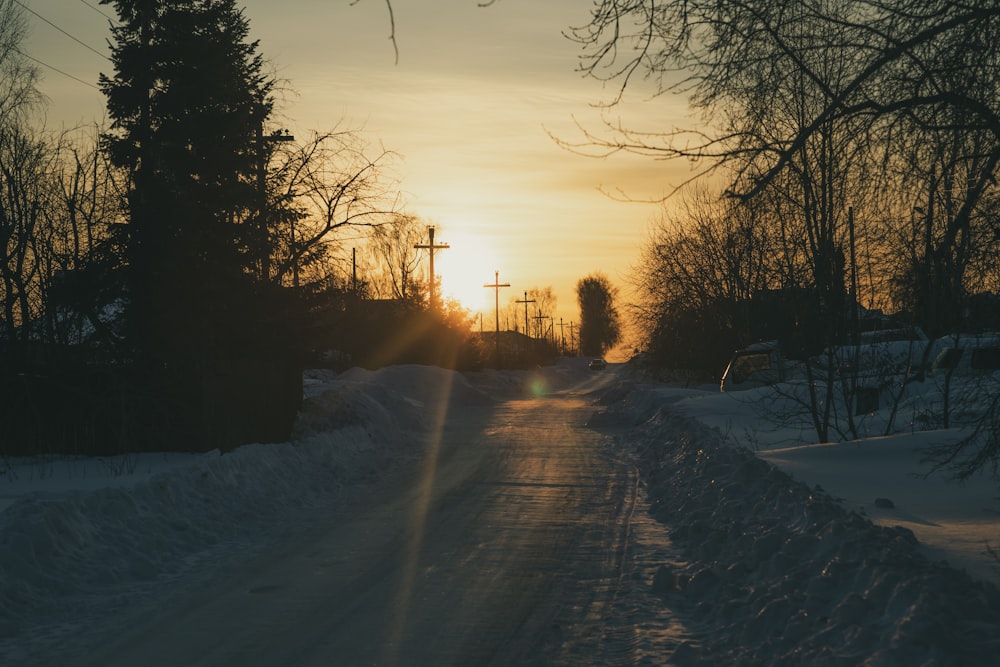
[588,358,607,370]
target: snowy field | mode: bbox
[3,358,1000,664]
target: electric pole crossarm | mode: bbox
[415,225,449,310]
[484,270,510,367]
[255,128,295,283]
[515,291,536,337]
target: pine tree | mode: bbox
[100,0,273,363]
[100,0,299,448]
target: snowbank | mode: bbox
[0,364,468,660]
[0,361,589,662]
[595,381,1000,665]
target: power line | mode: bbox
[15,0,110,61]
[16,48,100,90]
[76,0,116,22]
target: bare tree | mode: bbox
[886,106,1000,339]
[0,123,49,341]
[264,127,400,288]
[630,188,774,373]
[40,125,130,348]
[0,0,43,348]
[570,1,1000,198]
[366,212,427,302]
[526,286,556,338]
[0,0,41,126]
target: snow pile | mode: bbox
[598,383,1000,665]
[0,366,450,653]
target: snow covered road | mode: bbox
[16,365,685,666]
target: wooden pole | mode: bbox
[484,271,510,366]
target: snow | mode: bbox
[643,377,1000,588]
[594,367,1000,664]
[3,359,1000,664]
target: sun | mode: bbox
[432,229,504,314]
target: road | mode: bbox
[76,371,676,666]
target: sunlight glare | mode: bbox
[382,365,457,667]
[433,228,504,313]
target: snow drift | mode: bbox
[595,381,1000,665]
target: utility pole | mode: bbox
[256,127,294,283]
[558,317,566,355]
[351,247,358,295]
[414,225,449,310]
[484,271,510,367]
[515,291,536,337]
[533,309,547,341]
[848,205,859,344]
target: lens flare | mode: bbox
[380,356,458,666]
[529,377,549,398]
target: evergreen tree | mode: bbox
[576,273,621,357]
[100,0,299,449]
[100,0,274,367]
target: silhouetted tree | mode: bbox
[99,0,303,449]
[0,0,39,125]
[100,0,279,365]
[0,125,48,345]
[885,107,1000,339]
[526,286,556,339]
[367,213,427,302]
[576,273,620,357]
[570,1,1000,191]
[0,0,44,354]
[40,125,129,351]
[265,127,399,289]
[630,190,773,374]
[574,0,1000,320]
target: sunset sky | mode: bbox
[23,0,696,347]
